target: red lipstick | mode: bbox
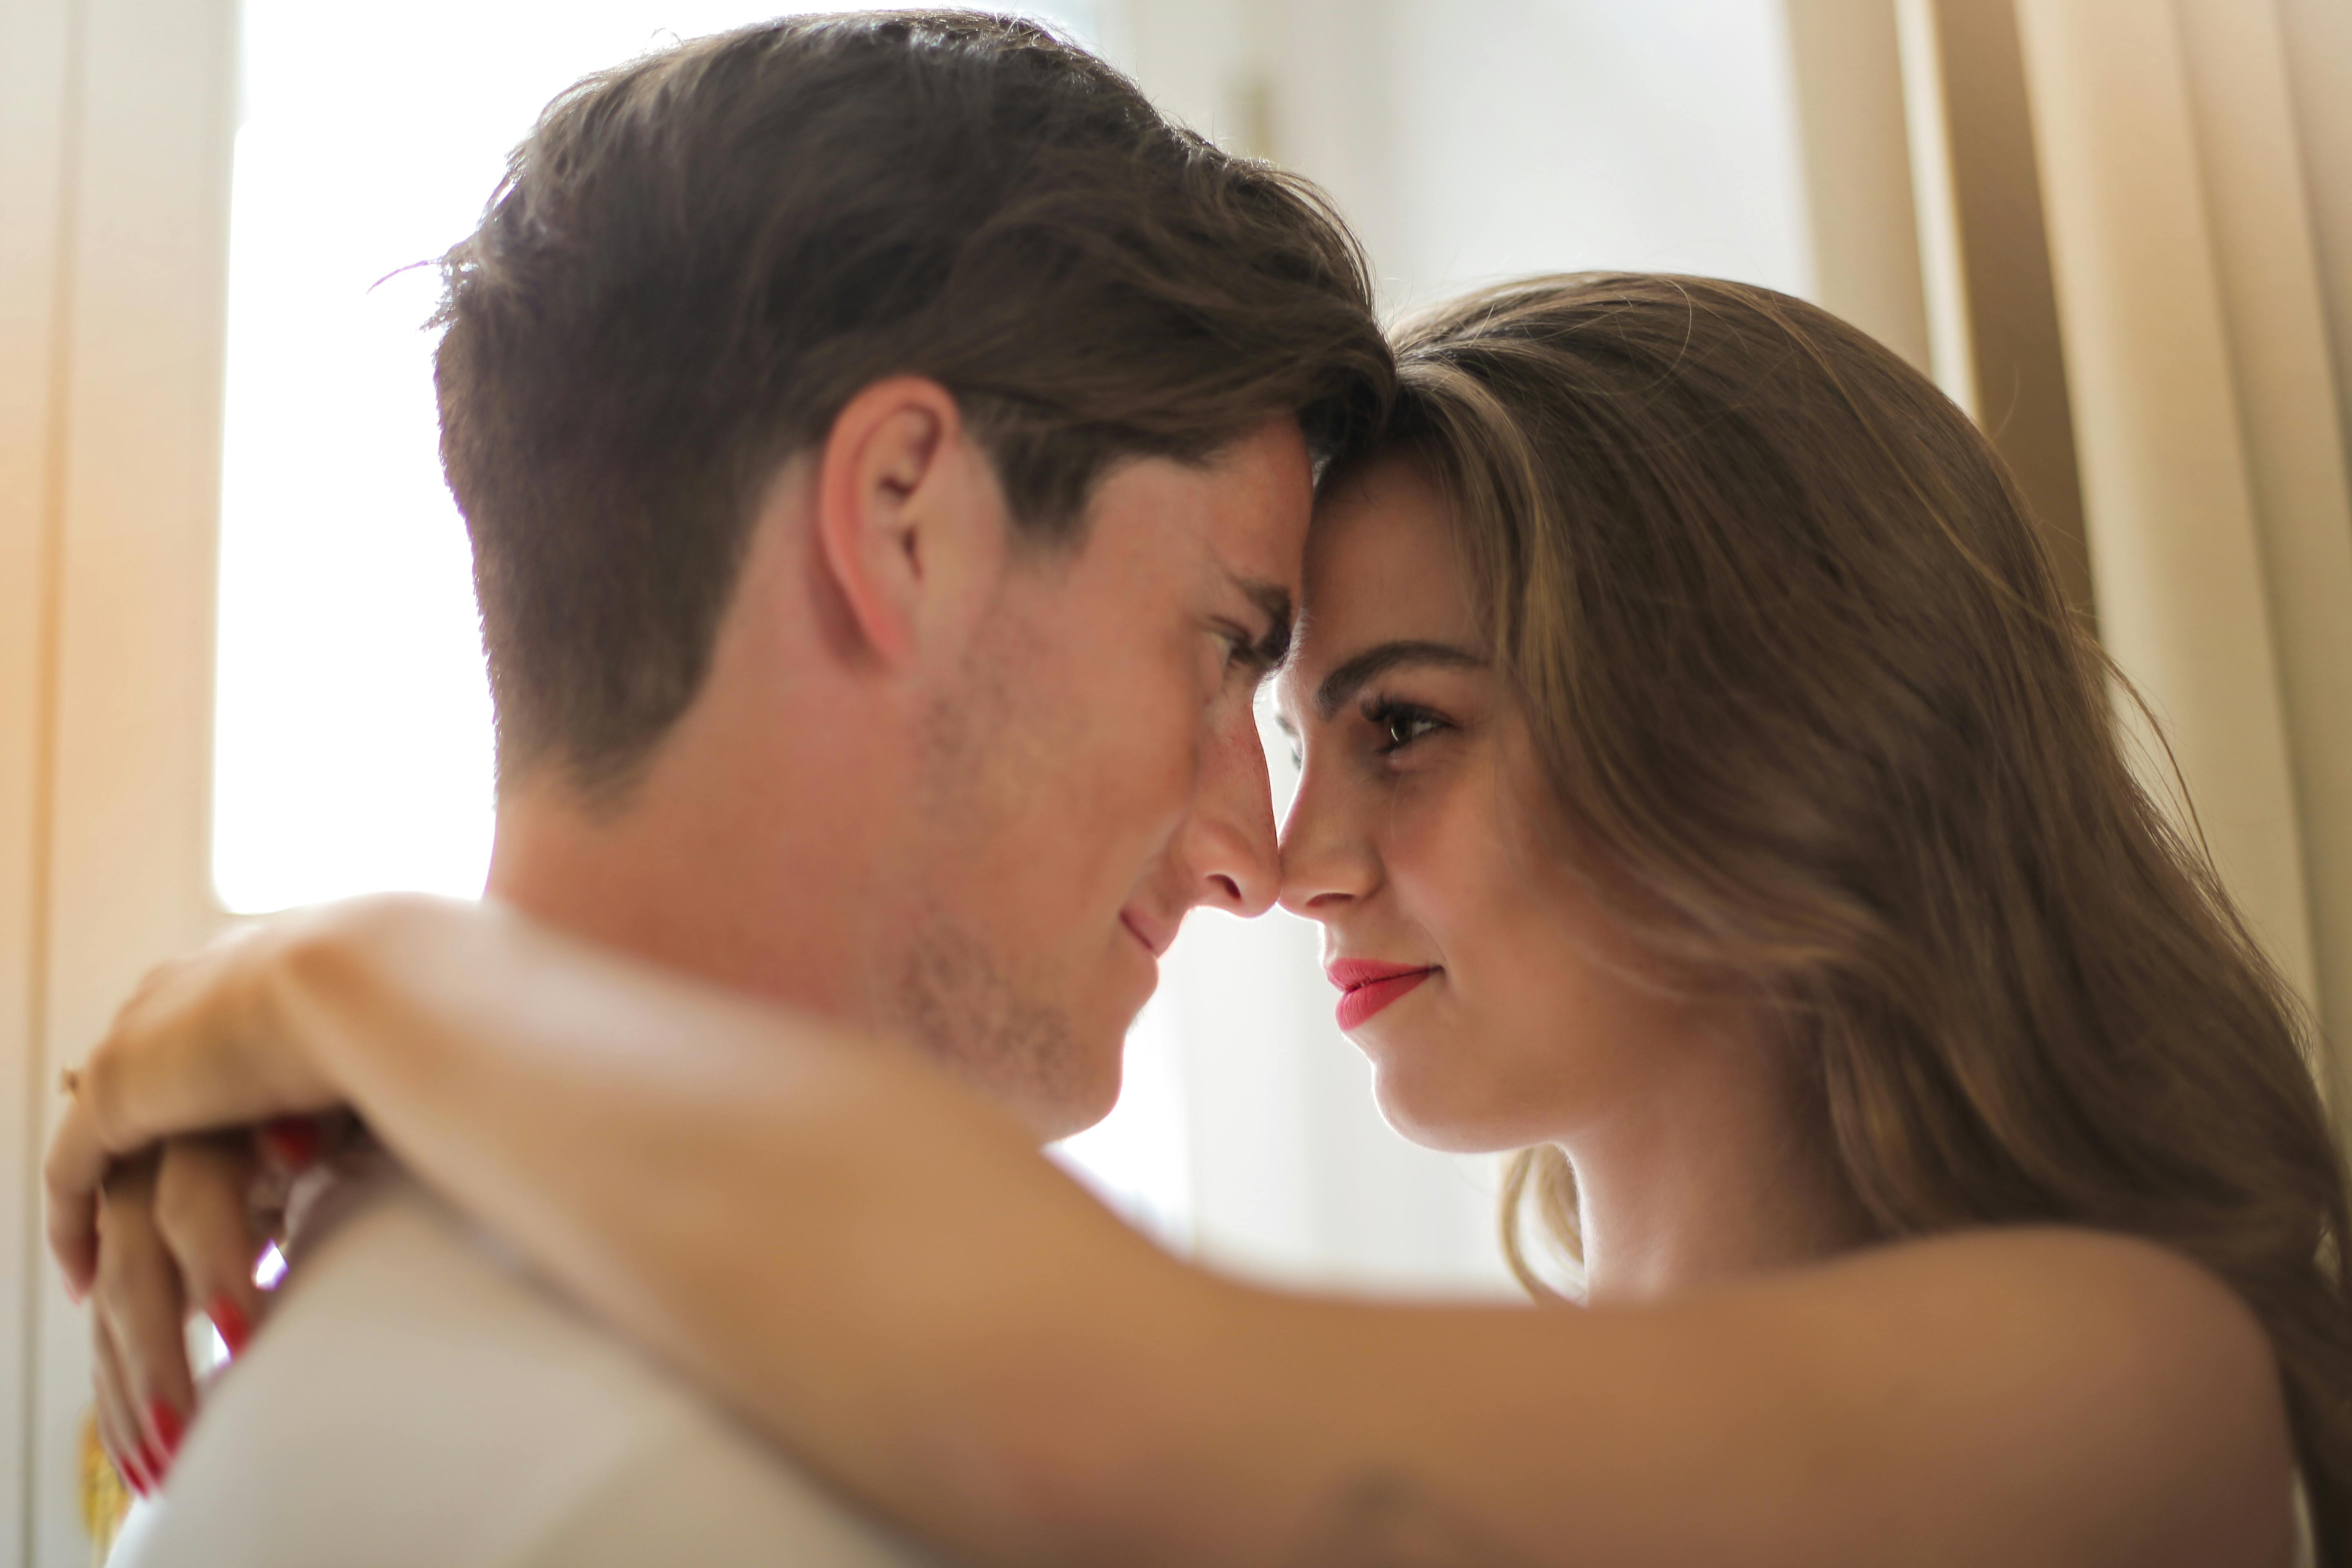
[1326,958,1436,1031]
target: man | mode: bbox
[90,11,1388,1563]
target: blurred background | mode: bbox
[3,0,2349,1560]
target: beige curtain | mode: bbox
[2006,0,2352,1120]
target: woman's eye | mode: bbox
[1385,714,1433,748]
[1366,701,1447,754]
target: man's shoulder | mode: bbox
[115,1172,932,1568]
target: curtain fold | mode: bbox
[2009,0,2352,1114]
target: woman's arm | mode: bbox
[52,894,1252,1552]
[49,895,2296,1568]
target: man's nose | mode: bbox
[1180,705,1281,918]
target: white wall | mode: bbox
[1122,0,1814,312]
[1093,0,1820,1296]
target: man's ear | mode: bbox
[811,376,1000,668]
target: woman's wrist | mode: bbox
[260,893,486,1101]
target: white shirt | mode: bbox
[111,1171,937,1568]
[103,1168,2325,1567]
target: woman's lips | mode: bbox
[1327,959,1437,1031]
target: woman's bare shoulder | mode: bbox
[1717,1226,2296,1566]
[1809,1225,2281,1394]
[1809,1224,2266,1327]
[1229,1229,2298,1568]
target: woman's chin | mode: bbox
[1368,1068,1530,1156]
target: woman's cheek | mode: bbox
[1372,782,1456,925]
[1392,756,1509,925]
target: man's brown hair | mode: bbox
[432,10,1391,794]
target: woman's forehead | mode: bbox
[1300,456,1476,654]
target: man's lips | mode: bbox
[1121,909,1174,959]
[1326,958,1437,1031]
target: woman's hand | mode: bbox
[46,900,413,1493]
[87,1133,285,1495]
[50,894,453,1499]
[45,898,420,1296]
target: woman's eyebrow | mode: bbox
[1314,640,1484,719]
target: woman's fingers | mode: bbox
[47,1097,109,1297]
[92,1312,152,1499]
[82,1136,278,1501]
[82,926,287,1136]
[91,1156,195,1487]
[41,897,457,1497]
[153,1135,270,1361]
[46,945,245,1294]
[256,1115,325,1176]
[47,913,351,1294]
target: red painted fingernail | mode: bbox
[118,1446,151,1497]
[258,1116,322,1170]
[145,1399,183,1464]
[208,1294,252,1359]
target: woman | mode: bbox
[51,274,2346,1565]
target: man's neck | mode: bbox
[479,487,940,1033]
[484,772,889,1027]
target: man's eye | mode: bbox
[1220,624,1274,677]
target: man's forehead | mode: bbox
[1198,418,1314,550]
[1169,445,1309,635]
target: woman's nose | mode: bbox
[1276,749,1375,920]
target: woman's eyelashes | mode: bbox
[1361,695,1453,756]
[1275,690,1461,774]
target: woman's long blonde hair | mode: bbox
[1372,274,2352,1559]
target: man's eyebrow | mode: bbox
[1315,640,1485,719]
[1232,575,1296,666]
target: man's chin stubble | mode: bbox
[901,660,1117,1136]
[885,916,1105,1140]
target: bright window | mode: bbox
[212,1,1099,916]
[204,0,1175,1215]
